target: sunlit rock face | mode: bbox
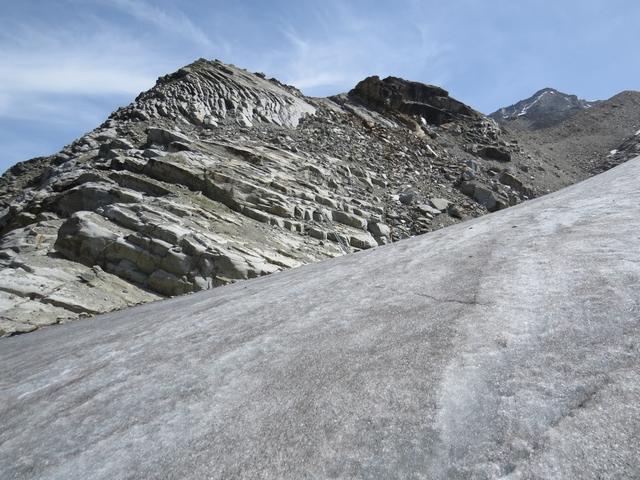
[1,157,639,478]
[0,58,632,334]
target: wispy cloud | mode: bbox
[0,6,178,169]
[0,93,120,126]
[106,0,213,47]
[0,20,158,97]
[265,3,449,97]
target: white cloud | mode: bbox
[0,0,224,126]
[253,2,450,97]
[0,21,159,97]
[0,12,190,130]
[0,0,218,168]
[106,0,213,48]
[0,93,117,126]
[0,0,453,171]
[0,60,154,96]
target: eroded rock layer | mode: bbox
[2,157,639,478]
[0,59,606,334]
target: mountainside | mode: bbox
[508,90,640,176]
[0,59,636,335]
[2,156,639,479]
[490,88,598,130]
[596,126,640,173]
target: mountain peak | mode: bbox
[110,58,315,129]
[490,88,597,130]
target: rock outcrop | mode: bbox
[0,59,623,334]
[593,126,640,174]
[348,75,478,125]
[2,156,640,478]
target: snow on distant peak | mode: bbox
[490,88,599,129]
[517,90,551,117]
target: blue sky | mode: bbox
[1,0,639,173]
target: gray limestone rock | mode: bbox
[331,210,368,230]
[349,232,378,249]
[367,221,391,238]
[2,157,640,478]
[417,204,441,216]
[460,181,509,212]
[146,127,192,147]
[0,58,594,333]
[428,197,451,211]
[148,269,195,296]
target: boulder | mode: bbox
[160,249,192,276]
[308,227,327,240]
[243,207,272,224]
[428,198,451,211]
[167,141,193,153]
[447,204,465,219]
[349,233,378,249]
[0,319,37,336]
[51,183,143,217]
[99,138,135,156]
[479,146,511,162]
[148,269,194,296]
[399,191,419,205]
[367,221,391,238]
[499,171,532,196]
[331,210,367,230]
[146,128,191,147]
[206,248,254,281]
[417,204,441,216]
[460,159,480,181]
[460,182,509,212]
[55,212,120,265]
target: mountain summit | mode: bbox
[490,88,597,129]
[110,58,316,129]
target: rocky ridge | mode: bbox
[0,59,625,335]
[490,87,598,130]
[500,90,640,178]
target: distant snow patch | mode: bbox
[517,91,550,117]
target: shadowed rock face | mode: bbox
[1,157,639,479]
[595,127,640,173]
[349,75,478,125]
